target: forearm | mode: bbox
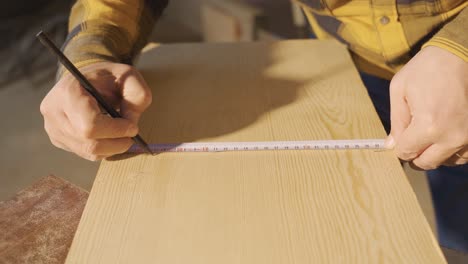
[59,0,168,77]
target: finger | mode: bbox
[408,162,425,171]
[411,144,460,170]
[65,93,138,139]
[387,78,412,148]
[443,156,468,166]
[64,137,134,159]
[43,109,73,152]
[83,114,139,139]
[453,158,468,166]
[83,138,134,156]
[119,69,152,123]
[394,121,433,161]
[44,123,70,151]
[444,148,468,166]
[64,82,101,125]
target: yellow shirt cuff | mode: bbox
[423,37,468,62]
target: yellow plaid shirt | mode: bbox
[62,0,467,79]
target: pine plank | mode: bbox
[66,40,446,263]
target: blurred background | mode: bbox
[0,0,310,200]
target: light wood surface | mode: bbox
[66,40,446,263]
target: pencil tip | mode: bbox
[145,146,154,156]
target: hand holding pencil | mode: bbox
[37,32,153,160]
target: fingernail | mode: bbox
[384,135,395,149]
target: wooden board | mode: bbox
[65,40,446,263]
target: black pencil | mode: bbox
[36,31,153,155]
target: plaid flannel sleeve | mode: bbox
[423,7,468,62]
[58,0,168,77]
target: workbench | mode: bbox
[0,176,88,263]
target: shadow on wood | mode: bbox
[137,41,351,144]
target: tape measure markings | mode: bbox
[127,139,386,153]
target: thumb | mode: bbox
[385,79,411,149]
[119,69,153,123]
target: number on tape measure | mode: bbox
[127,139,386,154]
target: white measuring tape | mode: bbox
[128,139,386,153]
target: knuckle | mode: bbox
[396,148,418,161]
[82,153,101,162]
[422,118,439,136]
[39,99,50,116]
[74,97,99,138]
[82,140,99,156]
[43,123,63,150]
[415,115,438,135]
[43,122,53,136]
[425,125,438,138]
[77,122,96,138]
[87,155,101,162]
[49,138,61,148]
[389,76,402,92]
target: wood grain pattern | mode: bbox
[66,40,446,263]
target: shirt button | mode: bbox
[380,16,390,25]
